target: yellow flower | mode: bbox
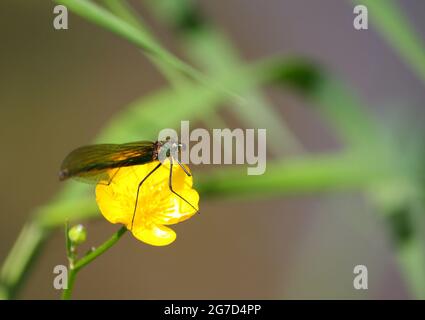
[95,160,199,246]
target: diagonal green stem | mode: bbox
[54,0,238,99]
[354,0,425,86]
[54,0,196,80]
[62,226,127,300]
[100,0,189,89]
[0,221,49,300]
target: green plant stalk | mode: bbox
[197,152,389,198]
[0,221,49,300]
[100,0,189,89]
[395,199,425,298]
[54,0,238,99]
[101,0,143,30]
[354,0,425,86]
[397,236,425,298]
[65,222,72,262]
[0,199,98,299]
[54,0,196,80]
[62,268,77,300]
[62,226,127,300]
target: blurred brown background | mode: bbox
[1,0,424,299]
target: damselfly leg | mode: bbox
[130,154,198,231]
[130,162,162,230]
[168,157,199,214]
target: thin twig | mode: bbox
[62,226,127,300]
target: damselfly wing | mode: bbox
[59,141,160,184]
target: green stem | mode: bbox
[62,268,77,300]
[0,221,49,300]
[354,0,425,87]
[54,0,196,80]
[54,0,237,99]
[100,0,189,89]
[61,226,127,300]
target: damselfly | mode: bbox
[59,139,198,229]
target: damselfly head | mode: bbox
[156,139,186,163]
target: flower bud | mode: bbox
[68,224,87,245]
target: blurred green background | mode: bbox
[1,0,425,299]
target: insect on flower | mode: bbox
[59,139,199,242]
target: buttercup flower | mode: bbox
[96,160,199,246]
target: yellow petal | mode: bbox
[95,160,199,246]
[132,222,176,246]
